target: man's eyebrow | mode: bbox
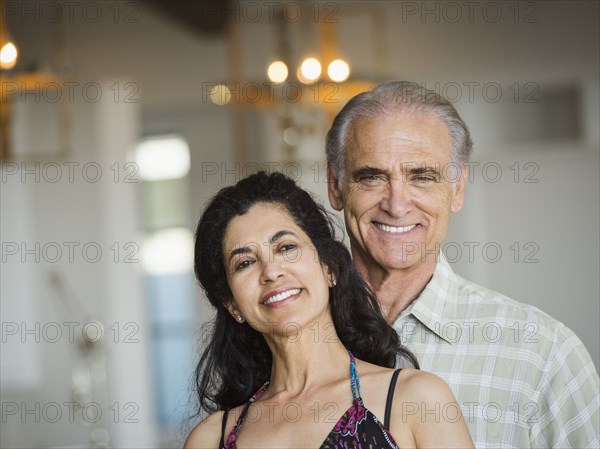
[405,165,441,176]
[227,230,298,262]
[351,166,386,179]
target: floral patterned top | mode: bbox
[222,351,400,449]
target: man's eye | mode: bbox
[357,174,384,184]
[414,175,436,183]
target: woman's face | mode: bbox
[222,202,333,339]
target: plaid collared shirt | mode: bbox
[392,255,599,449]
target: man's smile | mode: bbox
[373,222,418,234]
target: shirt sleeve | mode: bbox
[530,323,600,448]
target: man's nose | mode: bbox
[379,179,412,217]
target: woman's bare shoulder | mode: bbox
[184,411,225,449]
[393,369,475,448]
[353,360,450,400]
[396,368,454,399]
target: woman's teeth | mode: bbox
[263,288,301,305]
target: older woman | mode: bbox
[185,171,473,449]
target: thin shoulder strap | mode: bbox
[384,369,402,430]
[219,409,229,449]
[223,381,269,446]
[348,351,364,406]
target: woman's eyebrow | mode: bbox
[269,229,299,243]
[226,230,299,262]
[228,245,251,262]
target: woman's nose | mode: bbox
[259,258,285,283]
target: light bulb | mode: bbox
[209,84,231,105]
[327,59,350,82]
[299,57,321,83]
[0,42,18,70]
[267,61,288,83]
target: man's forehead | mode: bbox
[346,113,452,158]
[345,135,453,167]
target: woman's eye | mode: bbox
[234,259,254,271]
[279,243,298,252]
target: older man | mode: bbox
[326,81,599,448]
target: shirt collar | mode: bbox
[394,252,461,344]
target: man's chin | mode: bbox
[353,242,432,271]
[366,251,421,272]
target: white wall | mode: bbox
[1,83,158,448]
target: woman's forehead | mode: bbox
[223,202,304,249]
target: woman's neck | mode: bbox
[262,322,349,398]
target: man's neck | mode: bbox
[356,257,437,324]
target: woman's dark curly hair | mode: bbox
[193,171,418,415]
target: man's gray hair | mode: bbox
[325,81,473,182]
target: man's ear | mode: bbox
[451,165,468,212]
[327,165,344,211]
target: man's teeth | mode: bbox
[263,289,301,305]
[376,223,417,233]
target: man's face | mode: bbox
[328,112,467,276]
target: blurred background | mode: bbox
[1,0,598,447]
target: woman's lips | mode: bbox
[262,288,301,306]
